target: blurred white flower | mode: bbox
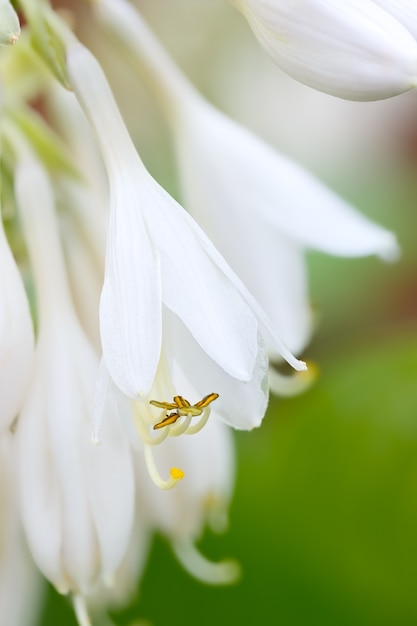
[0,207,34,434]
[228,0,417,100]
[0,434,41,626]
[94,0,400,365]
[13,149,135,603]
[85,494,151,615]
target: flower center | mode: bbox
[133,392,219,490]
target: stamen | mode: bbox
[170,467,185,480]
[72,595,92,626]
[144,444,184,490]
[173,395,191,408]
[133,411,170,446]
[194,392,219,409]
[184,407,211,435]
[269,361,318,397]
[168,415,192,437]
[149,399,178,411]
[172,539,241,586]
[150,393,219,430]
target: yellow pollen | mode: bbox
[170,467,185,481]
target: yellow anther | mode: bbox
[174,395,191,408]
[170,467,185,480]
[153,412,181,430]
[150,392,219,429]
[194,392,219,409]
[149,399,178,411]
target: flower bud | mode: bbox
[230,0,417,100]
[0,0,20,46]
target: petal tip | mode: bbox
[377,234,401,263]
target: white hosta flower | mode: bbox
[0,209,34,433]
[14,151,135,601]
[0,0,20,46]
[228,0,417,101]
[66,42,305,436]
[372,0,417,39]
[0,434,41,626]
[94,0,399,365]
[98,307,268,490]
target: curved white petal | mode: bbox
[140,178,259,382]
[232,0,417,100]
[67,43,163,398]
[18,316,135,595]
[176,102,399,262]
[175,120,312,355]
[17,344,67,591]
[80,380,135,583]
[164,310,269,431]
[100,177,162,398]
[225,232,311,358]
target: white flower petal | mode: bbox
[100,179,162,398]
[67,42,163,398]
[0,435,41,626]
[176,103,400,262]
[373,0,417,39]
[17,357,67,591]
[226,232,311,358]
[231,0,417,100]
[175,123,312,355]
[140,179,259,382]
[164,310,269,430]
[80,382,135,583]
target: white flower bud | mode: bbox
[0,0,20,45]
[230,0,417,100]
